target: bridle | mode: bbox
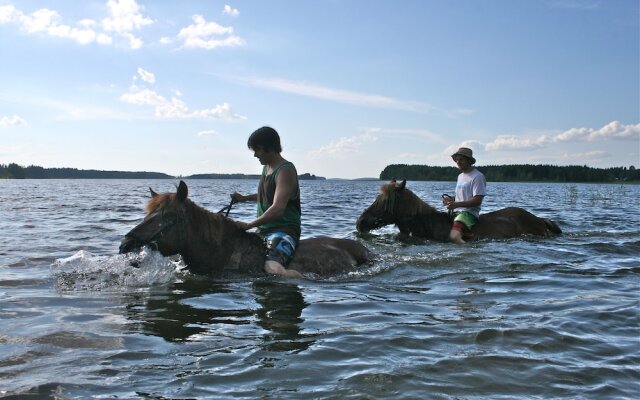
[146,197,234,249]
[142,206,187,250]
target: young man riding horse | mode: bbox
[231,127,303,278]
[442,147,487,244]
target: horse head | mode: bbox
[356,179,407,232]
[119,180,190,256]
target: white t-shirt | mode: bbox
[454,168,486,218]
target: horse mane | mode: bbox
[380,183,440,219]
[145,192,243,244]
[145,193,174,214]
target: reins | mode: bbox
[217,197,237,217]
[442,193,454,221]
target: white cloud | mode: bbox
[0,6,102,45]
[137,67,155,83]
[120,78,246,120]
[0,115,28,128]
[234,76,472,116]
[102,0,152,49]
[485,135,548,151]
[222,5,240,17]
[0,5,19,23]
[309,133,378,158]
[0,1,151,49]
[197,130,217,137]
[484,121,640,151]
[362,127,446,143]
[121,85,166,106]
[176,14,244,49]
[562,150,610,161]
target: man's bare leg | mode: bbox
[264,260,303,278]
[449,229,466,244]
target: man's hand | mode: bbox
[231,192,245,203]
[234,220,252,231]
[442,194,455,207]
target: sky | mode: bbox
[0,0,638,179]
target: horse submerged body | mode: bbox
[356,180,562,241]
[119,181,370,277]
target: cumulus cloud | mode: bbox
[222,5,240,17]
[176,14,244,49]
[120,69,245,120]
[0,1,151,49]
[484,121,640,151]
[102,0,152,49]
[0,5,104,44]
[0,115,28,128]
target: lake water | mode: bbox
[1,179,639,399]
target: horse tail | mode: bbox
[543,218,562,235]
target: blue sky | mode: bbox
[1,0,638,179]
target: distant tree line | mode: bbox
[380,164,639,183]
[0,163,327,180]
[0,164,172,179]
[186,173,261,179]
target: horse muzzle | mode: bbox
[119,235,143,254]
[356,213,384,232]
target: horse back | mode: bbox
[474,207,560,238]
[289,237,371,275]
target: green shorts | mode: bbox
[452,211,478,233]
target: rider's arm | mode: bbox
[244,167,296,230]
[231,192,257,202]
[448,195,484,210]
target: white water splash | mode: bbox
[52,248,179,291]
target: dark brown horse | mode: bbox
[356,180,562,241]
[119,181,371,277]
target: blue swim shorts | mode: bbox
[262,232,297,266]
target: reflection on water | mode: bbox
[124,278,312,353]
[124,280,251,342]
[252,281,312,353]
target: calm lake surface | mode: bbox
[1,179,639,399]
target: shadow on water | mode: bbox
[123,278,313,353]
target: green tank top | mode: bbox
[257,161,301,240]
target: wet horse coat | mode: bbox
[356,180,561,241]
[120,181,371,277]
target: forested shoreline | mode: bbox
[0,164,326,180]
[380,164,639,183]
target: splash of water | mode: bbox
[51,248,179,291]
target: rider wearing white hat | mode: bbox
[442,147,486,244]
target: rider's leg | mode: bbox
[264,260,303,278]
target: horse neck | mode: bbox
[182,200,262,271]
[397,191,451,240]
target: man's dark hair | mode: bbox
[247,126,282,153]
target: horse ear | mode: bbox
[177,180,188,202]
[398,180,406,190]
[149,188,158,197]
